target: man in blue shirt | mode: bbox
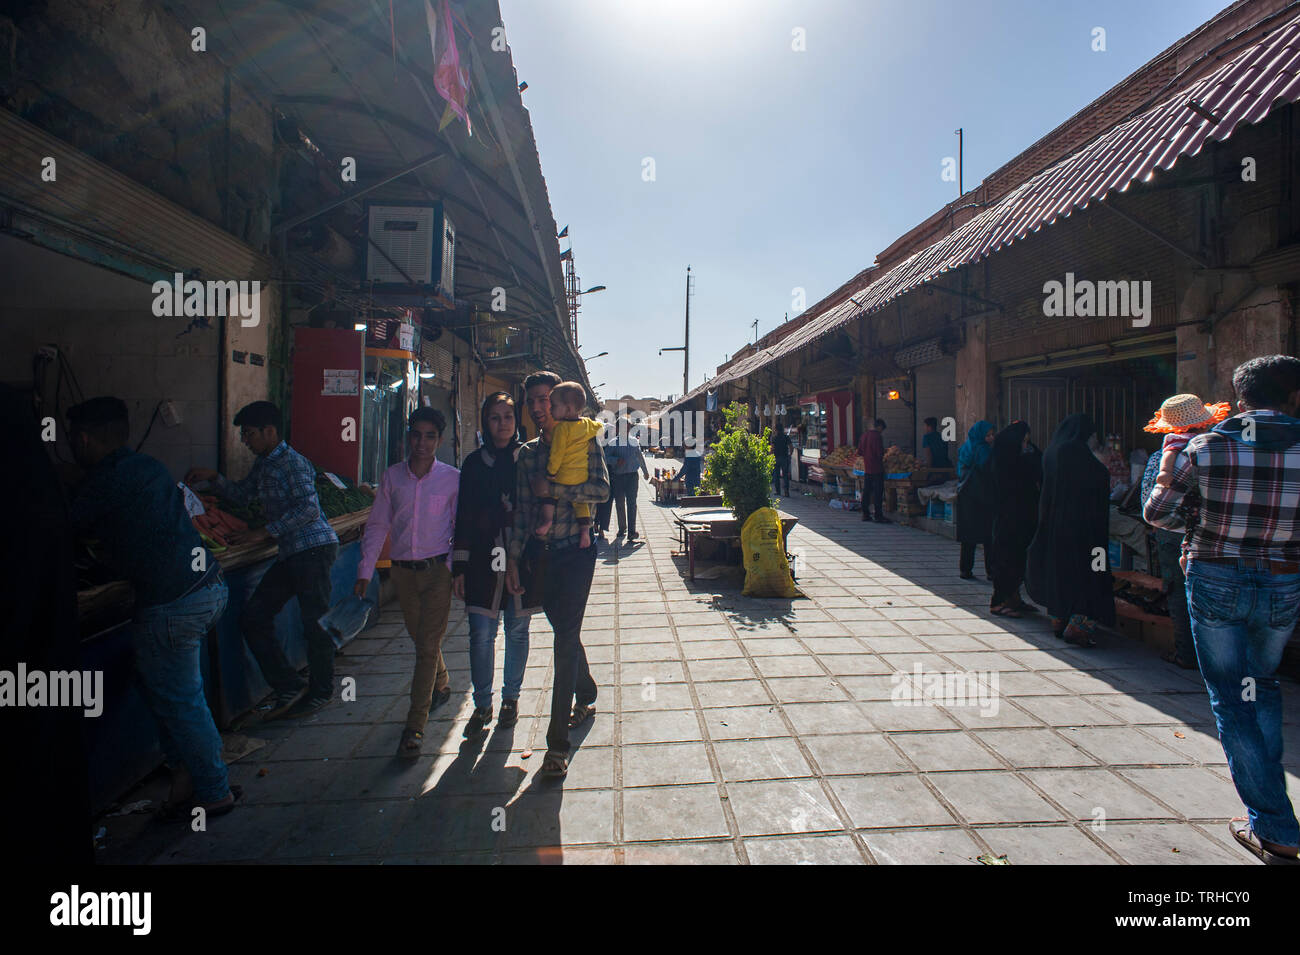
[68,397,237,820]
[186,401,338,719]
[607,414,649,541]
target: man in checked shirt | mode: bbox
[504,371,610,779]
[187,401,339,721]
[1145,355,1300,864]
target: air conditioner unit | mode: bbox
[365,201,455,297]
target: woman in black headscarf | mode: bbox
[988,421,1040,616]
[1025,413,1115,645]
[452,392,533,736]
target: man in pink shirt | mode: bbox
[355,407,459,758]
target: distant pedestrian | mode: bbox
[1025,413,1114,645]
[921,416,952,469]
[73,397,237,820]
[772,426,791,497]
[988,421,1040,617]
[185,401,339,720]
[505,371,610,779]
[1145,356,1300,863]
[682,435,703,496]
[955,420,995,580]
[1139,393,1229,670]
[857,418,887,522]
[452,392,531,738]
[609,414,649,542]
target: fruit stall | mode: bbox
[74,465,378,812]
[880,446,955,523]
[819,445,863,509]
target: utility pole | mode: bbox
[658,264,693,396]
[955,127,963,196]
[684,265,691,397]
[751,318,758,344]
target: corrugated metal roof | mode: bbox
[666,11,1300,416]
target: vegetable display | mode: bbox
[883,446,918,474]
[313,467,374,518]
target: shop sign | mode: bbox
[322,368,360,396]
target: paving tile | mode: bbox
[620,681,693,712]
[974,728,1101,768]
[685,657,757,682]
[623,784,730,841]
[1094,822,1250,865]
[745,834,865,864]
[827,774,957,828]
[782,701,872,735]
[1012,695,1125,727]
[694,679,776,708]
[701,705,788,740]
[753,654,826,678]
[891,731,1005,771]
[1022,768,1177,821]
[624,841,740,864]
[975,825,1117,865]
[622,742,715,787]
[766,676,852,704]
[714,738,813,781]
[620,709,703,744]
[725,779,844,836]
[1057,726,1189,766]
[1116,767,1242,819]
[861,828,982,865]
[857,700,961,732]
[928,771,1066,824]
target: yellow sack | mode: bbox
[741,507,797,598]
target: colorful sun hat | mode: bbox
[1143,394,1231,434]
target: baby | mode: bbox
[1143,393,1230,571]
[536,381,603,547]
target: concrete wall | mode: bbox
[3,307,220,478]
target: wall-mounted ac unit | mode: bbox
[365,201,455,297]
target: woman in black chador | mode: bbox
[1025,413,1115,645]
[988,420,1041,616]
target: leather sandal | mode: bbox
[1229,817,1300,864]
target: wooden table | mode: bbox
[651,475,686,504]
[670,506,799,581]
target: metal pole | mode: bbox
[684,265,691,397]
[957,128,963,196]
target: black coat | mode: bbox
[956,458,993,545]
[1025,414,1115,624]
[453,441,536,615]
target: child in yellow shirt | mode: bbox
[537,381,603,547]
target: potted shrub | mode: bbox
[706,401,774,528]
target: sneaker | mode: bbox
[497,698,519,728]
[463,706,493,737]
[627,532,639,542]
[255,688,305,721]
[430,686,452,712]
[286,693,331,718]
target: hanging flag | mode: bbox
[559,248,573,261]
[557,225,569,238]
[426,0,471,135]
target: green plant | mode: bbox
[706,401,774,527]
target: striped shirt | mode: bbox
[1144,411,1300,562]
[508,432,610,563]
[215,441,338,559]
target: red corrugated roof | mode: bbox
[666,11,1300,415]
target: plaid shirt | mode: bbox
[216,441,338,559]
[1144,411,1300,562]
[508,432,610,563]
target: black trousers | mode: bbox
[773,457,790,496]
[960,540,990,577]
[241,542,338,698]
[543,541,599,756]
[595,494,613,534]
[613,471,639,536]
[861,473,885,520]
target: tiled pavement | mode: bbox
[99,477,1300,865]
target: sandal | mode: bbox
[990,605,1022,618]
[540,751,568,778]
[568,703,596,729]
[1062,617,1097,647]
[396,728,424,758]
[1228,817,1300,864]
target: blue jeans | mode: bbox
[132,572,230,802]
[1185,558,1300,847]
[467,603,531,710]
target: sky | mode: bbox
[498,0,1228,403]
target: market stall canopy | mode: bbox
[666,11,1300,417]
[166,0,587,388]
